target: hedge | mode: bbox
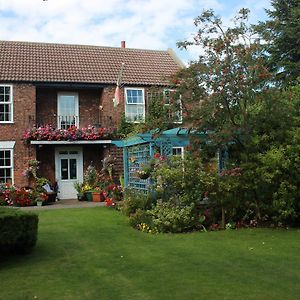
[0,207,39,254]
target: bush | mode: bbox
[121,189,153,216]
[147,201,197,233]
[0,208,39,254]
[129,208,152,228]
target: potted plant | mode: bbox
[91,187,106,202]
[36,192,48,206]
[82,184,93,201]
[136,163,152,180]
[73,182,85,201]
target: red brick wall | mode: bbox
[0,83,36,187]
[100,86,124,128]
[36,88,116,128]
[2,84,156,187]
[37,146,56,184]
[103,144,124,179]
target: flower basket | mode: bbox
[136,170,150,180]
[138,172,150,180]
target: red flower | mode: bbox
[153,153,160,159]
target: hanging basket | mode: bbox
[137,172,150,180]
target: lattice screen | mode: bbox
[127,144,151,191]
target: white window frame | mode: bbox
[125,87,145,123]
[0,84,13,123]
[57,92,79,129]
[172,147,184,159]
[163,89,183,124]
[0,141,15,184]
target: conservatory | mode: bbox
[114,128,226,192]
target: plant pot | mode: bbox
[92,192,105,202]
[84,191,93,202]
[36,201,43,207]
[138,173,150,180]
[77,193,85,201]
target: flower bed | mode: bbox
[0,184,36,207]
[22,125,117,144]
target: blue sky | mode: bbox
[0,0,271,63]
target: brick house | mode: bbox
[0,40,182,199]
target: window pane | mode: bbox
[126,89,144,104]
[69,151,78,155]
[0,104,11,121]
[0,87,4,94]
[69,159,77,179]
[0,151,11,166]
[61,159,69,180]
[4,87,10,95]
[59,95,76,116]
[59,151,68,155]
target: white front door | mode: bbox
[55,147,83,199]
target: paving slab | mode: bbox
[19,199,106,210]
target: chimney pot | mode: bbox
[121,41,126,48]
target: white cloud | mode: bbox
[0,0,270,62]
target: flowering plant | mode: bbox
[0,183,15,206]
[36,192,48,202]
[0,184,35,207]
[22,159,40,179]
[22,125,116,144]
[105,198,116,207]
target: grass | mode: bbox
[0,207,299,300]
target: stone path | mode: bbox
[19,199,106,210]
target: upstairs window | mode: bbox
[163,89,183,124]
[57,93,79,129]
[0,85,13,123]
[125,88,145,122]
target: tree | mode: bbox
[257,0,300,86]
[176,9,300,225]
[177,8,271,152]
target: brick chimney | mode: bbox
[121,41,126,48]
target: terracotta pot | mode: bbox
[92,192,105,202]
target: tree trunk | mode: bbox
[221,206,225,229]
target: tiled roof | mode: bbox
[0,41,182,86]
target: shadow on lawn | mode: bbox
[0,242,52,269]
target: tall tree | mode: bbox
[177,9,271,151]
[258,0,300,86]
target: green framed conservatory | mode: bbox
[114,128,227,192]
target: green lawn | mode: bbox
[0,207,299,300]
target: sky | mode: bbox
[0,0,271,64]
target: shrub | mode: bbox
[147,201,197,233]
[0,208,39,254]
[121,189,153,216]
[129,208,152,228]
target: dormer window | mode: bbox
[0,85,13,123]
[57,93,79,129]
